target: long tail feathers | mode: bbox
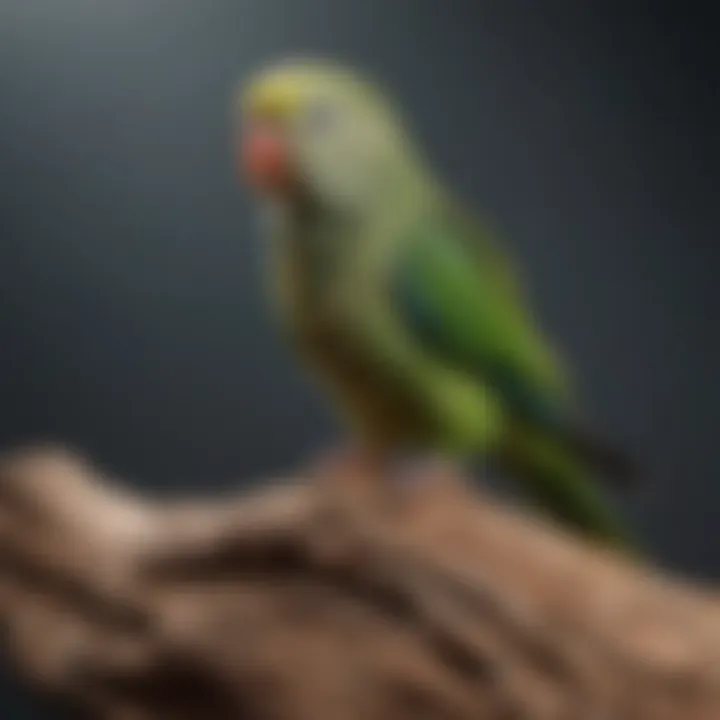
[498,429,638,551]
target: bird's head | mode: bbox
[236,59,422,211]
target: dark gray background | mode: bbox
[0,0,717,714]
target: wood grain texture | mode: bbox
[0,446,718,719]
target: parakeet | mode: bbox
[236,59,635,546]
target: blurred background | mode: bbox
[0,1,717,712]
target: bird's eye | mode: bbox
[303,101,340,134]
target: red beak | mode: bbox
[240,122,291,194]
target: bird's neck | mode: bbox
[264,156,437,281]
[291,157,434,236]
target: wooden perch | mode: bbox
[1,446,719,719]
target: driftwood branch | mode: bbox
[0,446,718,719]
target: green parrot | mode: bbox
[236,59,635,546]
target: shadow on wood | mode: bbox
[0,445,718,719]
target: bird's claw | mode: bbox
[309,444,380,482]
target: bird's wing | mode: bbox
[390,204,573,430]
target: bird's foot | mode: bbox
[309,443,382,482]
[373,454,466,513]
[386,454,461,488]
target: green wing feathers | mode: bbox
[391,204,573,431]
[390,203,635,545]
